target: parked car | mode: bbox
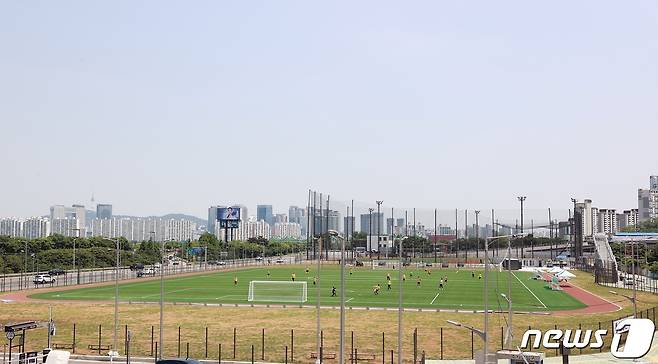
[130,263,145,271]
[624,277,635,286]
[218,261,227,266]
[142,267,156,275]
[255,257,263,261]
[48,268,65,276]
[34,274,56,284]
[275,258,285,264]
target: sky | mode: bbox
[1,1,657,219]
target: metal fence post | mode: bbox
[218,343,221,364]
[382,332,385,364]
[205,327,208,358]
[440,327,443,360]
[72,323,76,354]
[151,326,154,356]
[233,328,236,359]
[98,324,102,355]
[262,328,265,360]
[177,326,181,357]
[291,329,294,362]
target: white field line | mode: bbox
[430,292,440,305]
[512,272,547,308]
[346,297,354,303]
[140,287,194,299]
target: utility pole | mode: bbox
[571,198,578,258]
[434,208,437,263]
[464,210,468,260]
[517,197,526,259]
[376,201,383,260]
[369,208,374,258]
[475,211,480,259]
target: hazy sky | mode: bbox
[1,1,657,219]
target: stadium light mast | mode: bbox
[482,233,526,363]
[376,201,383,259]
[71,228,81,285]
[398,235,408,364]
[327,230,346,364]
[315,233,322,364]
[101,237,122,363]
[517,197,526,258]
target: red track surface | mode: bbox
[539,272,621,315]
[554,282,621,315]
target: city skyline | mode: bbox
[1,1,657,218]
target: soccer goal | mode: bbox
[247,281,308,303]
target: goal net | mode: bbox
[247,281,308,303]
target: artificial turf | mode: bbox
[30,265,586,311]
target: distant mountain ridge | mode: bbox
[84,210,206,226]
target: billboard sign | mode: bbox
[218,207,240,221]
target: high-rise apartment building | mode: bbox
[639,176,658,222]
[96,204,113,219]
[289,206,307,235]
[617,209,639,230]
[257,205,274,225]
[314,209,341,235]
[274,213,288,223]
[0,217,50,239]
[360,212,384,235]
[598,209,618,235]
[273,222,302,239]
[50,204,86,236]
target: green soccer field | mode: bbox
[30,266,586,311]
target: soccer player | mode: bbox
[387,280,392,290]
[439,281,443,290]
[402,273,406,282]
[410,271,413,277]
[313,276,317,286]
[416,277,421,287]
[291,272,296,282]
[427,269,431,276]
[331,286,336,297]
[478,273,482,280]
[373,284,381,295]
[386,273,391,281]
[266,270,271,279]
[349,268,353,276]
[472,271,475,278]
[305,267,310,274]
[233,276,238,286]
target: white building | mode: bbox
[618,209,639,230]
[575,199,595,238]
[0,218,21,237]
[273,222,302,239]
[90,217,195,242]
[598,209,618,235]
[50,204,86,236]
[51,217,79,237]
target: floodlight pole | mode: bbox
[398,235,406,364]
[484,233,524,362]
[71,228,81,285]
[507,237,513,347]
[336,231,345,364]
[316,234,322,364]
[102,237,121,362]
